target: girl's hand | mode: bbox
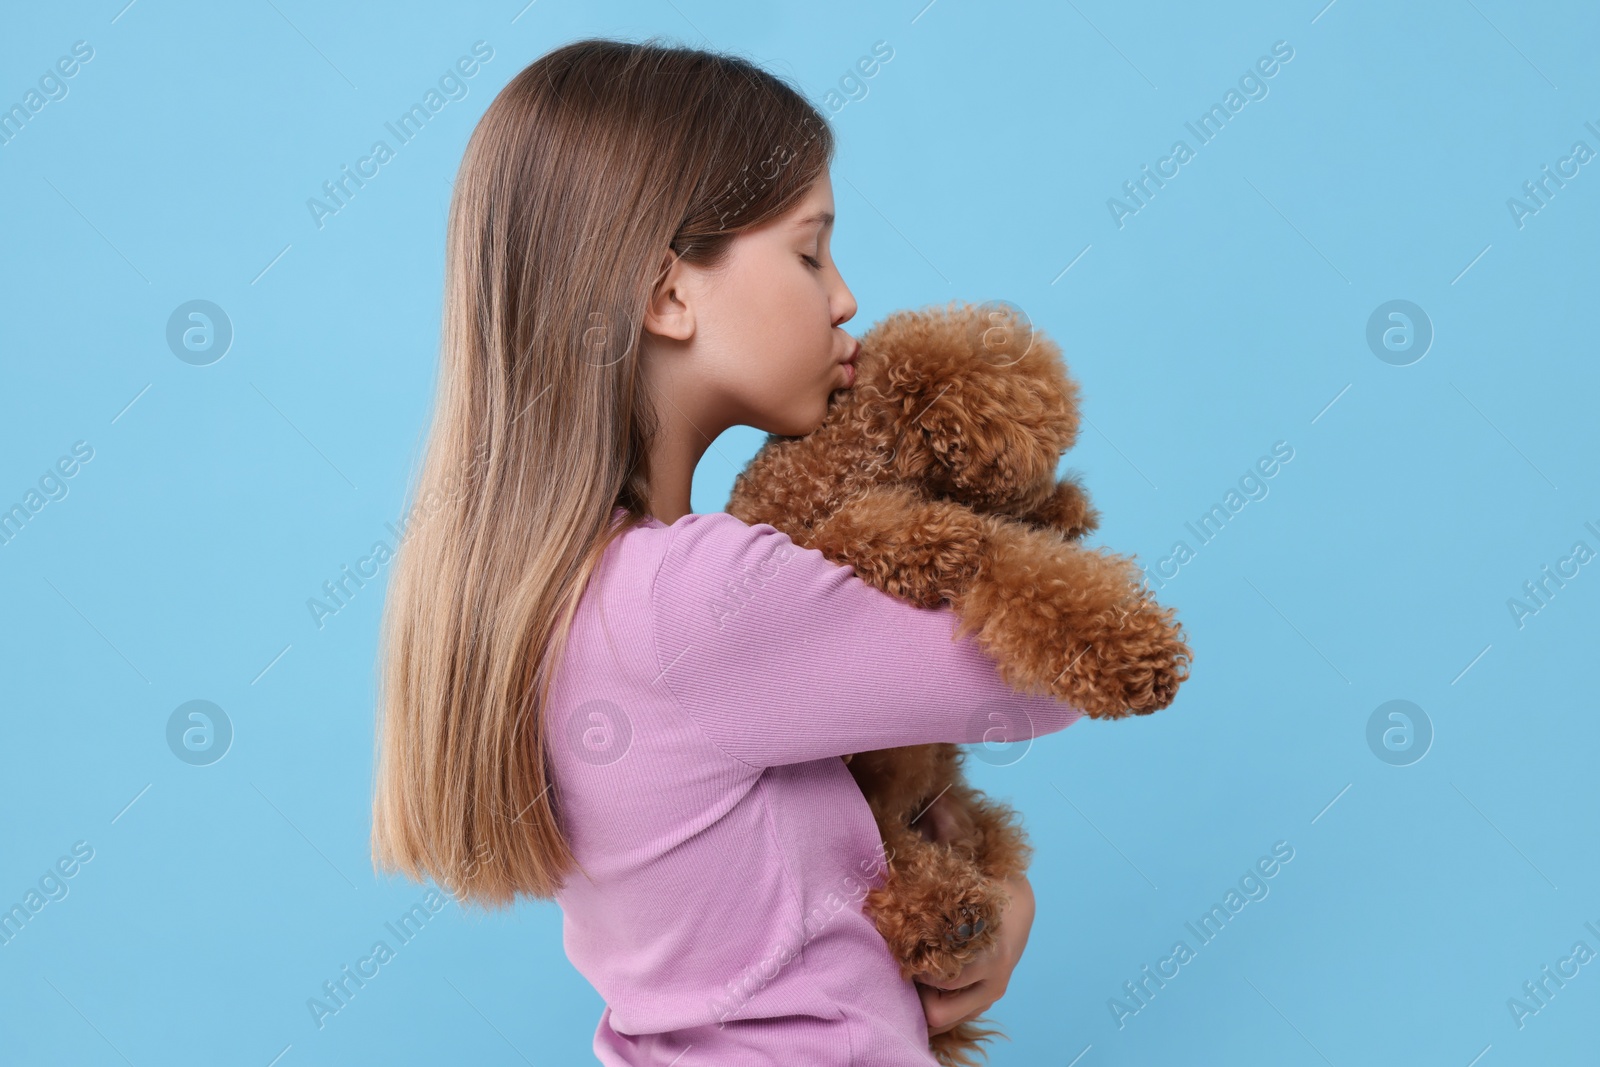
[914,870,1035,1035]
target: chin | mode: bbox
[763,398,832,438]
[811,389,842,430]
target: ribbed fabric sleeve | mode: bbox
[649,511,1085,768]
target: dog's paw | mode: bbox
[943,905,989,950]
[1052,597,1191,719]
[1028,476,1099,542]
[904,895,1004,986]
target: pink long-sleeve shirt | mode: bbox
[546,509,1085,1065]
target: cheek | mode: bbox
[733,261,826,357]
[711,247,833,405]
[719,251,791,328]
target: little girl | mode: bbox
[371,37,1087,1065]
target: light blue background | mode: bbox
[2,1,1596,1064]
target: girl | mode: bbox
[371,36,1086,1065]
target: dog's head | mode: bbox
[847,300,1082,515]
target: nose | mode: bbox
[832,272,857,329]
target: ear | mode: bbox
[642,248,695,342]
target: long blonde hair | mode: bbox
[371,37,835,910]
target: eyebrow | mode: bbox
[793,210,834,230]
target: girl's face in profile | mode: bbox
[668,170,860,437]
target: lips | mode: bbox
[836,340,860,389]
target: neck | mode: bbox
[645,395,720,525]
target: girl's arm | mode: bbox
[650,511,1084,769]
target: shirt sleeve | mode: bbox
[648,511,1085,769]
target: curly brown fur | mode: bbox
[726,300,1192,1065]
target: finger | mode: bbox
[924,990,988,1035]
[929,1006,985,1038]
[919,978,992,1033]
[914,953,996,991]
[917,984,959,1034]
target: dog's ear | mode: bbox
[858,301,1082,511]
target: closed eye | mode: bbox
[801,254,822,270]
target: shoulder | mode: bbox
[651,512,860,630]
[656,511,846,581]
[661,510,789,556]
